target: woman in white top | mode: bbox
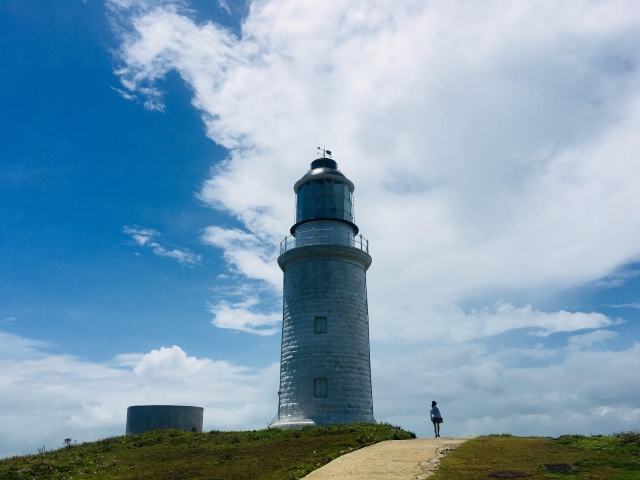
[430,400,443,437]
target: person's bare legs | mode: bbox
[436,422,440,437]
[433,421,439,437]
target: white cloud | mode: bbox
[123,226,202,265]
[109,0,640,340]
[218,0,230,16]
[569,329,618,347]
[0,333,278,458]
[609,302,640,309]
[208,301,281,335]
[150,244,201,264]
[200,226,281,288]
[110,86,137,101]
[0,332,49,360]
[123,226,158,246]
[111,352,145,366]
[99,0,640,441]
[1,330,638,458]
[408,303,615,343]
[372,340,640,438]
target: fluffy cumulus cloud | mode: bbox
[0,332,278,458]
[98,0,640,438]
[1,329,638,458]
[374,336,640,438]
[109,0,640,340]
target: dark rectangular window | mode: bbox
[315,316,327,333]
[314,378,327,398]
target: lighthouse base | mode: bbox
[269,414,376,430]
[268,418,317,430]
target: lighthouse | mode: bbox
[270,153,375,429]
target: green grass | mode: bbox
[432,432,640,479]
[0,423,415,480]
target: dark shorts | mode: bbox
[432,418,443,424]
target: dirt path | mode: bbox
[302,437,472,480]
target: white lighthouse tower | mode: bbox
[270,153,375,429]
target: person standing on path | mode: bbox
[430,401,443,437]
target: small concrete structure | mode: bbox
[125,405,203,435]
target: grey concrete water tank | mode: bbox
[270,156,375,429]
[125,405,204,435]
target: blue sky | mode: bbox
[1,0,279,364]
[2,0,640,457]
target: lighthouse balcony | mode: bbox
[280,229,369,254]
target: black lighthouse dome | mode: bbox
[291,158,358,235]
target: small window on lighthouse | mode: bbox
[314,378,327,398]
[315,316,327,333]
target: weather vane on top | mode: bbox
[317,146,332,158]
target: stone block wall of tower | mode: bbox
[275,245,374,426]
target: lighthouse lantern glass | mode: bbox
[296,179,353,223]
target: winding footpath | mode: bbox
[302,437,473,480]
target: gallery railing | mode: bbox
[280,229,369,254]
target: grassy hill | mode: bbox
[432,432,640,479]
[0,423,415,480]
[4,427,639,479]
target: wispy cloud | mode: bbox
[448,303,615,342]
[218,0,231,15]
[208,298,281,335]
[138,87,165,111]
[150,244,201,264]
[123,226,202,265]
[200,226,281,335]
[569,329,618,347]
[608,303,640,309]
[123,226,158,246]
[589,269,640,289]
[200,226,280,288]
[110,86,137,101]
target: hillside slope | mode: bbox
[0,423,415,480]
[432,433,640,479]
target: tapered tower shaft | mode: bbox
[270,157,374,429]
